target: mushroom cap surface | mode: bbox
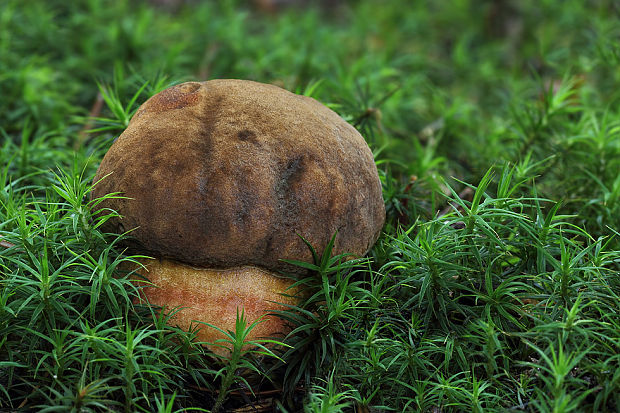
[93,79,385,272]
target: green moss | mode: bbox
[0,0,618,410]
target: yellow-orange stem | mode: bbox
[132,258,297,357]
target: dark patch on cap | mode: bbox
[233,170,259,229]
[262,233,275,258]
[281,156,306,189]
[275,155,307,227]
[195,95,223,177]
[237,129,258,144]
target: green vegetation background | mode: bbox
[0,0,619,411]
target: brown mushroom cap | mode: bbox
[92,79,385,273]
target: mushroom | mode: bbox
[92,79,385,355]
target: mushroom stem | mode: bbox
[132,258,297,357]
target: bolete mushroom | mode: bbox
[92,79,385,355]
